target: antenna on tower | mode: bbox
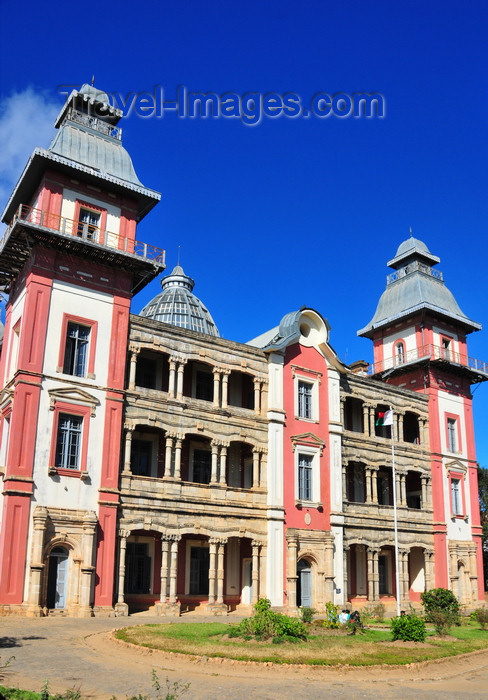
[91,75,95,86]
[409,226,413,236]
[177,245,181,266]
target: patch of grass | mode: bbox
[115,621,488,666]
[0,687,42,700]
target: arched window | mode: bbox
[395,341,405,365]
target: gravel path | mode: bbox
[1,613,488,699]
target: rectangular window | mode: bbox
[189,546,210,595]
[298,380,313,419]
[192,448,211,484]
[195,369,213,401]
[77,207,100,239]
[447,418,457,452]
[298,453,313,501]
[55,413,82,470]
[63,322,90,377]
[451,478,462,515]
[130,439,153,476]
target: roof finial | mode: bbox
[91,75,95,86]
[409,226,413,236]
[177,245,181,266]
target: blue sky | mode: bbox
[0,0,487,466]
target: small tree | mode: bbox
[421,587,460,635]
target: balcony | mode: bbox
[0,204,166,292]
[367,343,488,383]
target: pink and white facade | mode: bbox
[0,84,484,617]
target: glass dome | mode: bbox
[139,265,220,337]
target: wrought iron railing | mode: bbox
[386,261,443,285]
[67,108,122,140]
[367,344,488,375]
[4,204,165,265]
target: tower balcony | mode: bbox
[0,204,166,293]
[367,344,488,383]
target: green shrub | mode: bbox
[300,607,316,624]
[230,598,308,641]
[391,614,427,642]
[474,607,488,630]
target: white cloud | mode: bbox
[0,87,59,215]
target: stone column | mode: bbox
[395,472,402,505]
[221,371,230,409]
[208,540,217,604]
[363,404,371,436]
[164,434,174,478]
[365,467,372,503]
[128,346,140,390]
[115,531,129,615]
[252,449,260,489]
[425,550,434,591]
[168,537,180,604]
[213,369,221,407]
[342,464,347,501]
[367,548,374,602]
[399,473,407,506]
[176,361,185,400]
[324,535,335,603]
[251,541,260,604]
[397,413,404,442]
[421,474,428,509]
[371,468,378,503]
[469,547,478,602]
[160,538,170,603]
[420,419,428,446]
[343,546,349,601]
[79,511,97,616]
[216,540,226,605]
[174,436,183,480]
[286,538,298,609]
[400,550,409,602]
[26,506,48,615]
[259,450,267,488]
[219,444,228,485]
[253,378,261,414]
[123,429,133,474]
[168,358,177,398]
[340,397,345,428]
[211,442,219,484]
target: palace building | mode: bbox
[0,84,485,616]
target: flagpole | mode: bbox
[390,410,401,617]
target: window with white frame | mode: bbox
[451,477,462,516]
[447,417,457,453]
[295,446,321,504]
[63,322,90,377]
[298,453,313,501]
[294,373,319,421]
[55,413,83,470]
[298,381,313,419]
[77,207,100,239]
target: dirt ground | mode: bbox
[1,613,488,699]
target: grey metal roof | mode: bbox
[49,123,143,186]
[358,236,481,337]
[140,265,220,337]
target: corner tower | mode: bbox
[0,84,165,615]
[359,235,486,602]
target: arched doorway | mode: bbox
[297,559,312,607]
[46,547,69,609]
